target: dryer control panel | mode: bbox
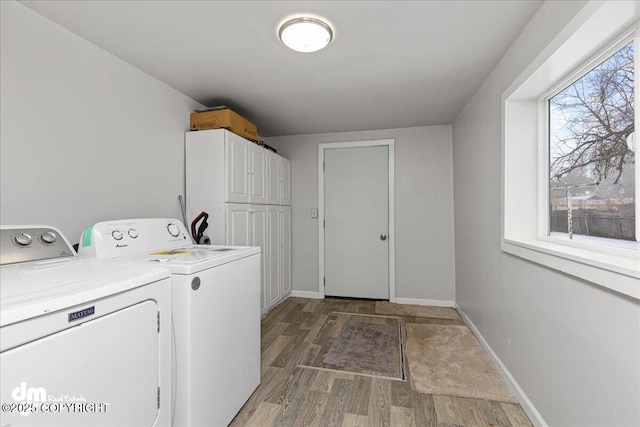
[0,225,75,265]
[79,218,192,258]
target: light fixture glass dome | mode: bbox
[279,17,333,53]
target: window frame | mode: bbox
[501,1,639,300]
[539,33,637,254]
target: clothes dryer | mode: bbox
[0,225,172,427]
[79,218,261,427]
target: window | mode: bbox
[548,41,635,248]
[502,1,639,300]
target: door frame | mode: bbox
[318,139,396,301]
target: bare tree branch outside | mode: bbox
[549,41,635,242]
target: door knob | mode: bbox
[380,234,387,241]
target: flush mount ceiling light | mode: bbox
[278,17,333,53]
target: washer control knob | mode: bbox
[167,223,180,237]
[14,233,32,246]
[128,229,139,239]
[40,231,57,244]
[112,230,124,241]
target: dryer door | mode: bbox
[0,300,159,426]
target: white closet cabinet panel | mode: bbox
[251,205,268,315]
[249,143,267,204]
[266,151,280,205]
[267,152,291,206]
[280,158,292,206]
[226,203,268,315]
[226,203,252,246]
[226,132,250,203]
[279,206,292,298]
[267,206,281,307]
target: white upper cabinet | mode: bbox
[279,157,291,206]
[266,151,280,205]
[226,132,250,203]
[186,129,288,205]
[248,143,267,204]
[266,151,291,206]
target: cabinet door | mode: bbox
[226,133,249,203]
[266,151,280,205]
[266,206,281,307]
[249,143,267,204]
[250,205,268,315]
[279,206,292,297]
[280,157,292,206]
[226,203,252,246]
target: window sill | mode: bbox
[501,238,639,300]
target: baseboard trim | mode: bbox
[288,293,456,307]
[393,297,455,307]
[455,304,547,427]
[290,290,324,299]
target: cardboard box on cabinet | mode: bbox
[190,108,258,141]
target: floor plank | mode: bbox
[433,395,465,425]
[321,378,353,427]
[345,375,371,416]
[272,368,317,427]
[292,390,329,427]
[412,391,438,427]
[391,406,417,427]
[390,376,412,408]
[341,413,369,427]
[368,377,392,426]
[245,402,281,427]
[501,402,534,426]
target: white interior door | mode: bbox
[324,145,389,299]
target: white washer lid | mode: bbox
[0,257,170,326]
[119,245,261,275]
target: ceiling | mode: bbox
[19,1,542,137]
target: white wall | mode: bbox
[267,126,456,303]
[452,1,639,426]
[0,1,203,243]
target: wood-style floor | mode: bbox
[230,297,533,427]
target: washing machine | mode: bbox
[79,218,261,427]
[0,225,172,427]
